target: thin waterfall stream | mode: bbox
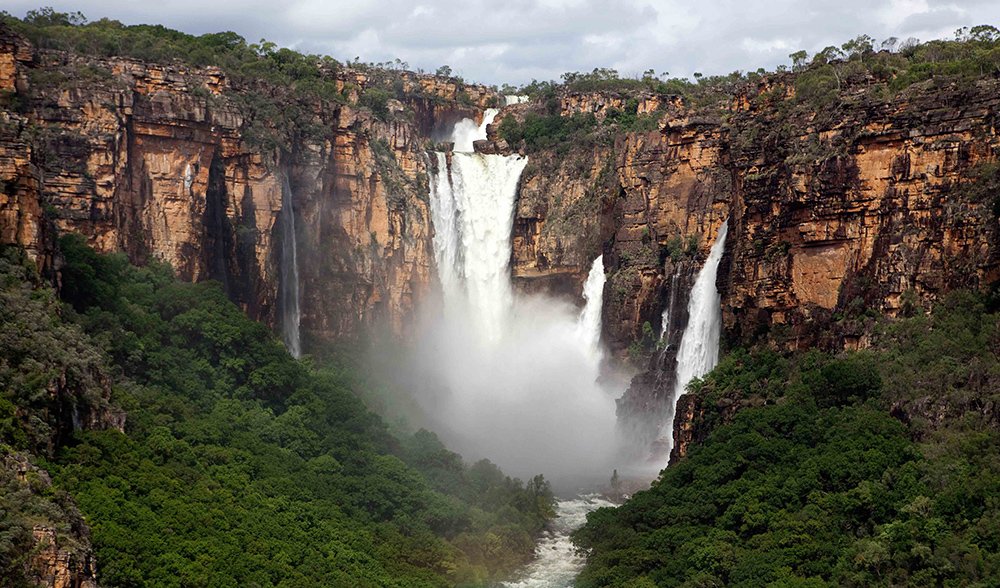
[279,176,302,358]
[661,220,728,462]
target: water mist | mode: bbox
[415,110,619,487]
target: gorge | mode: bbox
[422,107,616,485]
[2,12,1000,588]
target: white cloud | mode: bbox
[5,0,1000,84]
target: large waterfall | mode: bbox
[427,108,525,340]
[662,220,728,460]
[577,255,606,365]
[279,176,302,359]
[421,109,617,485]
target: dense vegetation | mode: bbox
[495,96,660,154]
[574,292,1000,586]
[0,8,482,152]
[1,7,349,98]
[0,240,554,586]
[498,27,1000,156]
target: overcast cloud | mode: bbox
[6,0,999,85]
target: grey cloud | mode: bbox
[5,0,1000,84]
[898,7,969,36]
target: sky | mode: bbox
[6,1,1000,85]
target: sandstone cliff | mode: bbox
[0,24,496,348]
[2,453,99,588]
[497,76,999,459]
[503,76,999,357]
[5,23,1000,464]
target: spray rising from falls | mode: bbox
[279,176,302,358]
[662,220,728,461]
[421,109,618,485]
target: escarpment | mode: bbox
[494,77,1000,460]
[503,80,999,358]
[4,23,1000,465]
[0,24,496,348]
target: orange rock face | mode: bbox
[29,526,98,588]
[511,80,999,359]
[3,23,998,370]
[0,26,496,345]
[724,79,1000,348]
[508,78,1000,457]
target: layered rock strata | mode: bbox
[0,25,496,345]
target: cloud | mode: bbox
[5,0,1000,84]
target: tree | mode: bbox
[841,35,875,61]
[23,7,86,27]
[969,25,1000,43]
[789,50,809,71]
[812,45,845,65]
[435,65,452,78]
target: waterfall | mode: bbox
[659,267,681,340]
[663,220,728,461]
[504,95,529,106]
[421,110,617,484]
[450,108,498,153]
[577,256,606,364]
[279,176,302,359]
[183,163,194,192]
[430,112,525,341]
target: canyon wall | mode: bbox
[507,81,999,359]
[4,25,1000,461]
[0,25,494,347]
[498,81,999,458]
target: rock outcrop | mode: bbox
[502,77,1000,460]
[29,525,99,588]
[723,77,1000,349]
[2,453,99,588]
[0,25,497,347]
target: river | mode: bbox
[502,494,616,588]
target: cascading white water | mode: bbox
[430,108,524,341]
[421,110,617,484]
[504,95,529,106]
[450,108,498,152]
[502,494,616,588]
[423,111,618,585]
[662,220,728,461]
[576,255,606,364]
[279,177,302,358]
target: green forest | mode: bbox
[574,292,1000,586]
[0,240,554,587]
[2,7,1000,588]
